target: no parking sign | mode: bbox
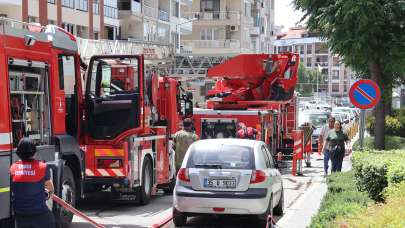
[349,79,381,109]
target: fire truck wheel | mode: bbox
[58,165,76,228]
[139,157,152,205]
[273,188,284,216]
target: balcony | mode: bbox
[144,5,158,18]
[158,9,169,22]
[184,11,241,25]
[182,40,240,49]
[131,1,142,14]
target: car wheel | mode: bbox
[273,188,284,216]
[139,157,153,205]
[173,208,187,227]
[258,194,273,227]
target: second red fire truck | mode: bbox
[193,53,302,160]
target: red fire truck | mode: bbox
[193,54,300,160]
[0,18,191,227]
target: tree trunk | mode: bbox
[369,61,385,150]
[384,84,393,116]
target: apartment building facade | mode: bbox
[181,0,275,55]
[0,0,120,39]
[0,0,192,48]
[273,27,353,98]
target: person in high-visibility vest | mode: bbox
[10,138,55,228]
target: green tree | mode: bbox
[294,0,405,149]
[297,63,327,97]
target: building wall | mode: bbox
[0,0,119,39]
[273,34,353,98]
[181,0,274,55]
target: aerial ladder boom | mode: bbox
[206,53,299,107]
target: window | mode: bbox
[89,57,139,97]
[76,0,88,11]
[48,0,55,4]
[332,83,340,92]
[244,3,251,17]
[104,0,118,18]
[332,70,339,80]
[8,60,51,146]
[263,146,275,168]
[200,0,219,12]
[187,145,254,170]
[93,0,100,15]
[261,146,271,168]
[104,5,118,18]
[62,0,74,8]
[200,28,219,40]
[62,23,75,34]
[172,0,179,17]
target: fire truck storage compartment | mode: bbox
[86,57,140,139]
[8,59,51,147]
[201,119,237,139]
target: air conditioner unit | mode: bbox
[229,25,238,32]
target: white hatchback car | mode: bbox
[173,139,284,227]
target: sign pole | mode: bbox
[359,109,366,151]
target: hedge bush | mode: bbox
[367,108,405,137]
[352,150,405,201]
[310,171,371,228]
[336,182,405,227]
[352,136,405,150]
[366,116,404,137]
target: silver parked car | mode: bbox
[173,139,284,227]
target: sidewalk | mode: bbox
[276,133,357,228]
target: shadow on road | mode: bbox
[179,214,281,228]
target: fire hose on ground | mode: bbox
[51,194,106,228]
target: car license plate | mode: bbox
[203,178,237,189]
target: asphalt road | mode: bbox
[71,155,332,228]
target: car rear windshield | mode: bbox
[187,145,254,170]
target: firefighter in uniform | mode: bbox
[236,122,258,140]
[10,138,55,228]
[174,118,199,171]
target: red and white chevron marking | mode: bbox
[85,168,125,177]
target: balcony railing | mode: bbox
[132,1,141,14]
[316,62,329,67]
[182,39,240,49]
[144,5,158,18]
[158,10,169,22]
[184,11,240,22]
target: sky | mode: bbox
[274,0,305,32]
